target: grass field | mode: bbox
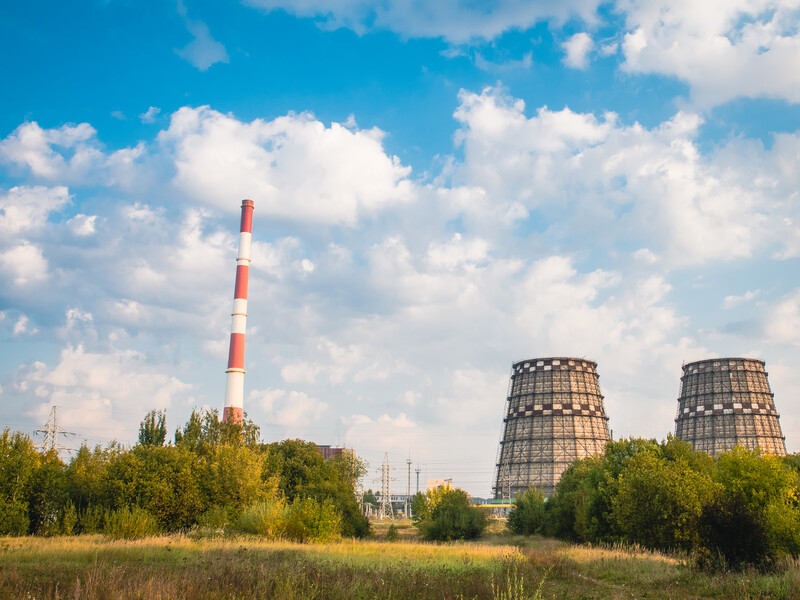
[2,524,800,599]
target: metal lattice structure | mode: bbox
[675,358,786,456]
[494,357,610,498]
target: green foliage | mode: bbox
[2,412,369,542]
[385,524,399,541]
[138,409,167,447]
[236,499,289,538]
[546,455,613,542]
[612,450,715,551]
[234,497,341,542]
[416,487,487,541]
[77,505,106,534]
[410,491,428,524]
[104,506,160,539]
[267,439,370,538]
[696,447,800,570]
[507,487,546,535]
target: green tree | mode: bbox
[138,409,167,447]
[697,447,800,570]
[507,487,547,535]
[612,451,715,551]
[416,487,487,541]
[0,429,39,535]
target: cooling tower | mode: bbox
[675,358,786,456]
[494,357,610,498]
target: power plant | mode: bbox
[223,199,255,425]
[494,357,610,498]
[675,358,786,456]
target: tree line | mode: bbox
[508,436,800,570]
[0,409,369,540]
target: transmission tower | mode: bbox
[34,406,75,453]
[374,453,395,520]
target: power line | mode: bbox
[33,406,76,454]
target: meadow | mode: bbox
[2,524,800,600]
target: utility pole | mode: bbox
[406,456,412,518]
[34,406,75,454]
[415,467,421,494]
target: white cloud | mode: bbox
[562,32,594,69]
[12,315,30,336]
[0,185,69,236]
[158,106,414,223]
[451,87,800,264]
[243,0,603,43]
[618,0,800,107]
[0,242,48,286]
[0,122,146,187]
[176,20,229,71]
[723,289,761,309]
[764,288,800,346]
[251,388,328,430]
[139,106,161,123]
[66,213,97,236]
[21,342,193,441]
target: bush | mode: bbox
[418,488,487,541]
[78,506,106,534]
[235,500,288,537]
[695,448,800,570]
[507,488,546,535]
[104,506,160,540]
[197,506,234,530]
[235,497,341,542]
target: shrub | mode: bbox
[418,488,487,541]
[104,506,160,540]
[197,506,234,530]
[507,488,547,536]
[235,499,288,537]
[284,497,341,543]
[78,506,106,534]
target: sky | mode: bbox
[0,0,799,497]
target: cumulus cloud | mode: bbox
[20,342,193,441]
[158,106,414,223]
[618,0,800,107]
[451,86,800,264]
[0,122,146,187]
[0,242,49,286]
[0,186,69,236]
[562,32,594,68]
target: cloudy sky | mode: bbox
[1,0,799,496]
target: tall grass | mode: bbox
[1,533,800,599]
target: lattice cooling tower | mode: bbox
[675,358,786,456]
[494,357,610,498]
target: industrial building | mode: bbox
[675,358,786,456]
[494,357,610,498]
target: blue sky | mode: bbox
[1,0,799,496]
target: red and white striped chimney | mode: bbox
[223,199,254,425]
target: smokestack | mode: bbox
[223,199,254,425]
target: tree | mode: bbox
[138,409,167,447]
[416,487,487,541]
[507,487,546,535]
[697,447,800,570]
[612,451,715,551]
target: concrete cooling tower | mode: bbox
[494,357,610,498]
[675,358,786,456]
